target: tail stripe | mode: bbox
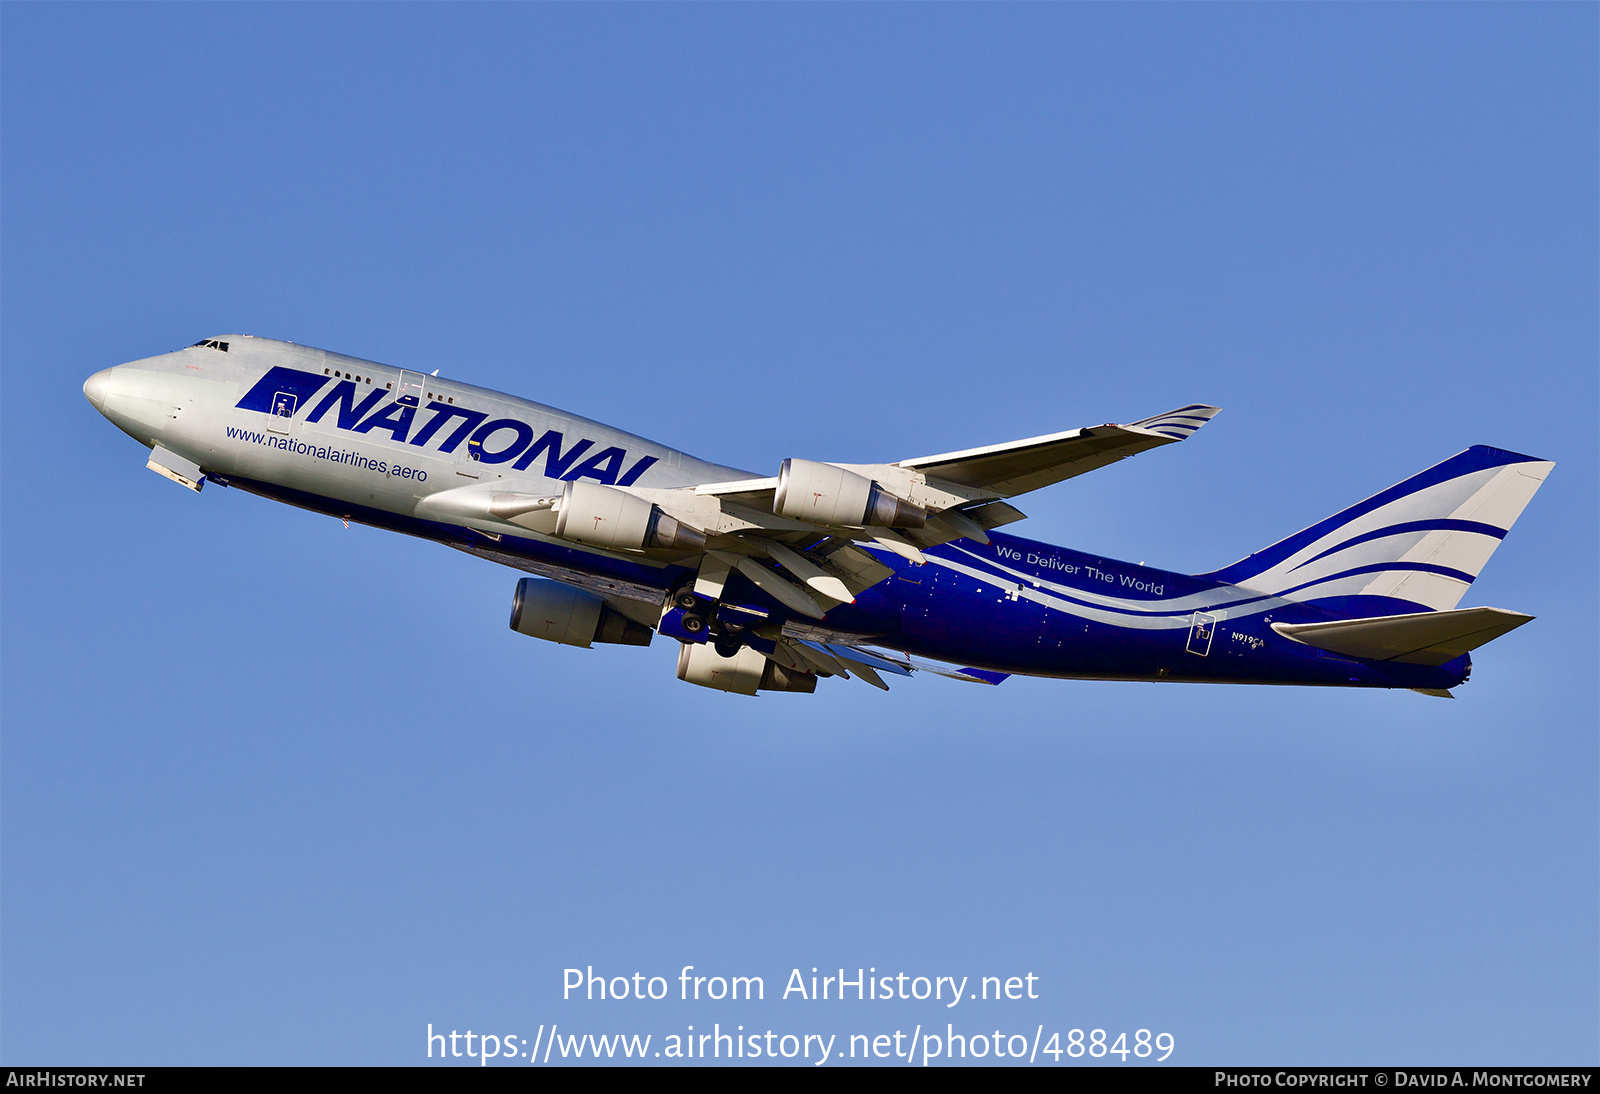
[1205,447,1538,584]
[1271,561,1481,602]
[1288,519,1506,573]
[1203,445,1552,613]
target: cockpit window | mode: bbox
[191,339,229,352]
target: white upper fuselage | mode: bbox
[83,335,752,524]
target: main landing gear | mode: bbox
[664,584,761,657]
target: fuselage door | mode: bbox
[267,391,297,434]
[457,426,483,478]
[396,370,425,407]
[1186,611,1217,656]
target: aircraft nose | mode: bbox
[83,367,115,412]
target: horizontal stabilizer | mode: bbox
[1271,607,1533,667]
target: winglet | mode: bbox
[1127,405,1222,440]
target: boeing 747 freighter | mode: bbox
[84,336,1552,697]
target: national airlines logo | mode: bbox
[235,366,658,486]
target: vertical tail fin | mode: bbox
[1202,446,1553,615]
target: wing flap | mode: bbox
[707,550,833,619]
[760,540,856,604]
[815,541,896,595]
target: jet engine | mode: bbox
[675,642,817,695]
[554,480,706,551]
[773,458,926,529]
[510,578,653,647]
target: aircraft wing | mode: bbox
[455,403,1219,624]
[696,404,1220,508]
[895,404,1221,498]
[655,403,1222,616]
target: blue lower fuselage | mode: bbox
[220,474,1469,693]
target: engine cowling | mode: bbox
[773,459,926,529]
[554,480,706,551]
[510,578,653,647]
[675,643,817,694]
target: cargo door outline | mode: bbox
[1186,611,1217,656]
[396,370,425,407]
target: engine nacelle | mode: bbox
[510,578,653,648]
[675,642,817,695]
[554,480,706,551]
[774,459,926,529]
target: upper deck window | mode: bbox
[191,339,229,352]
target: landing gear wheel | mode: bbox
[681,614,706,634]
[674,589,705,613]
[714,636,742,659]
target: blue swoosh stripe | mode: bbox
[235,366,332,413]
[1201,446,1542,584]
[1286,519,1507,573]
[1267,561,1476,602]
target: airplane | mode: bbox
[84,335,1553,698]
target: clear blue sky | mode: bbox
[3,3,1594,1066]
